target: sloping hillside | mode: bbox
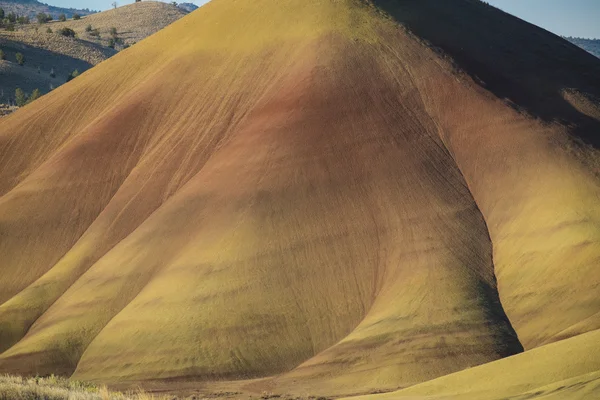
[0,1,188,108]
[0,0,599,399]
[40,2,188,48]
[0,0,95,19]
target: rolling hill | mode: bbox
[0,1,188,109]
[0,0,599,399]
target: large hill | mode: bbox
[0,1,187,108]
[0,0,599,399]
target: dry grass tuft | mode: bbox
[0,374,171,400]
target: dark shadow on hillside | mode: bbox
[0,38,96,103]
[371,0,600,148]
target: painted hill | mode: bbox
[565,37,600,59]
[0,0,96,19]
[0,0,599,399]
[0,1,188,108]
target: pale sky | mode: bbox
[486,0,600,38]
[44,0,600,39]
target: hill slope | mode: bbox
[0,1,187,107]
[40,2,188,48]
[0,0,599,398]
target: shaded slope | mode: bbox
[0,2,187,108]
[0,0,599,398]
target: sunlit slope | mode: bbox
[0,0,599,397]
[348,329,600,400]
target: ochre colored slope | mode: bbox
[0,0,599,398]
[348,329,600,400]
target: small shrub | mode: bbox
[58,27,76,37]
[5,23,15,31]
[109,26,117,36]
[0,8,4,20]
[108,38,115,48]
[46,27,53,33]
[15,52,24,65]
[17,15,30,24]
[0,49,5,60]
[85,24,92,32]
[67,69,79,81]
[73,13,81,20]
[58,13,66,22]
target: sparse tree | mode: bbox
[37,12,49,24]
[58,13,66,22]
[15,52,24,66]
[15,88,27,106]
[5,23,15,31]
[27,88,41,103]
[111,2,117,9]
[73,13,81,20]
[7,12,16,23]
[0,8,4,20]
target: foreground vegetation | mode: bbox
[0,374,165,400]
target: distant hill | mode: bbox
[0,0,97,19]
[564,37,600,59]
[0,1,188,109]
[178,2,198,12]
[39,1,187,49]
